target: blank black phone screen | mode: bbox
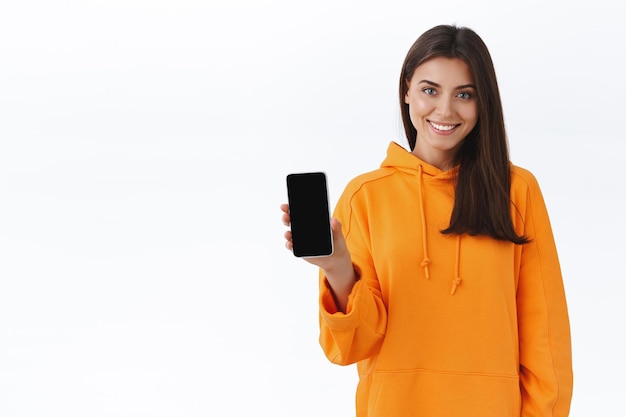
[286,172,333,257]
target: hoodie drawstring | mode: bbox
[417,165,430,279]
[450,235,462,295]
[418,164,462,295]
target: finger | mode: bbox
[280,203,289,213]
[282,212,291,226]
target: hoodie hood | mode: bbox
[380,141,459,181]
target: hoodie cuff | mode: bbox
[319,276,364,329]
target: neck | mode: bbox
[411,148,456,171]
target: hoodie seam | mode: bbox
[342,169,399,241]
[524,184,561,415]
[371,367,519,380]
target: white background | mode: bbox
[1,0,624,416]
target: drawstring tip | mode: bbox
[421,258,431,279]
[450,277,462,295]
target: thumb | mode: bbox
[330,218,345,241]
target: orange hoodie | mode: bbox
[319,142,573,417]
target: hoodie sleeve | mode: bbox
[318,181,387,366]
[515,172,573,417]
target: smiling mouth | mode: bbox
[429,121,460,132]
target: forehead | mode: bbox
[410,57,474,86]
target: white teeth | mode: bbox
[430,122,456,131]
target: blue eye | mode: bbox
[422,88,436,95]
[457,91,472,99]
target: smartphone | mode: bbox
[286,172,333,257]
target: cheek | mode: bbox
[408,95,432,117]
[408,97,433,131]
[408,102,427,128]
[459,104,478,126]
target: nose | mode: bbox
[436,96,455,117]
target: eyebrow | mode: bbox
[417,79,476,90]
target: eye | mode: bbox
[422,87,436,95]
[457,91,473,99]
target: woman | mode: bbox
[281,24,573,417]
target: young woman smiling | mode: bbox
[281,24,573,417]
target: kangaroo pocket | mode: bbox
[363,368,521,417]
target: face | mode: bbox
[404,57,478,170]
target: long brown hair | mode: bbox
[399,24,529,244]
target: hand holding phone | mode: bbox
[286,172,333,258]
